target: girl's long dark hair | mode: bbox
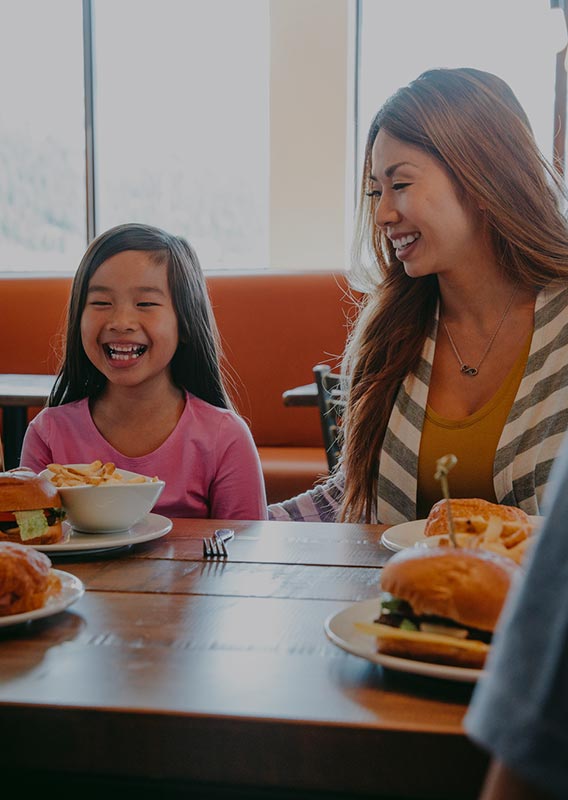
[50,222,232,409]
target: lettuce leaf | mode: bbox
[13,509,48,541]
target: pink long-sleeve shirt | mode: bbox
[21,393,268,520]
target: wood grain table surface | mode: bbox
[0,519,488,799]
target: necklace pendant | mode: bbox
[460,364,479,376]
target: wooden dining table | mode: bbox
[0,518,489,799]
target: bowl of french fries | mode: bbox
[417,514,539,566]
[39,461,165,533]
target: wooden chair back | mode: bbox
[313,364,344,472]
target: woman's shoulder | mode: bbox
[537,279,568,308]
[532,281,568,332]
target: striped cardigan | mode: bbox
[269,282,568,524]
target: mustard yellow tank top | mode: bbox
[416,334,532,519]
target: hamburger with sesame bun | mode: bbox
[358,546,519,669]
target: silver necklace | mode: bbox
[442,284,520,377]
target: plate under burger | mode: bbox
[34,512,173,555]
[324,598,482,683]
[381,516,542,553]
[0,569,84,628]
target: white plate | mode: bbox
[34,512,173,554]
[324,598,482,683]
[381,516,541,553]
[0,569,84,628]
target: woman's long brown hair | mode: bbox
[341,67,568,522]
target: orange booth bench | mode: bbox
[0,272,357,503]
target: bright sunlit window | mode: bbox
[358,0,566,179]
[93,0,269,271]
[0,1,566,275]
[0,0,85,272]
[350,0,568,274]
[0,0,268,274]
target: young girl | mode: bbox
[270,67,568,524]
[21,223,267,520]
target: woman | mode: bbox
[270,67,568,524]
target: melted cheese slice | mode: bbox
[355,621,489,653]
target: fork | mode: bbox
[202,528,235,559]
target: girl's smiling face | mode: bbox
[369,130,487,279]
[81,250,180,392]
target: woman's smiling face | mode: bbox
[80,250,179,392]
[369,129,486,279]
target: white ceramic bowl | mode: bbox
[40,465,165,533]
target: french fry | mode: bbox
[46,461,157,487]
[451,516,489,534]
[483,516,504,542]
[502,526,530,549]
[434,514,534,565]
[468,516,490,534]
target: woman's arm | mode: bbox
[268,469,346,522]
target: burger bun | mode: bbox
[424,498,529,537]
[372,621,491,669]
[373,546,518,669]
[0,468,64,545]
[0,541,61,616]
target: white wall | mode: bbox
[269,0,353,271]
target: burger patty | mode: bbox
[0,508,62,533]
[376,603,493,645]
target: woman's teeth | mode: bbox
[105,344,147,360]
[392,233,421,249]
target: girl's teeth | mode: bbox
[106,344,146,360]
[110,352,142,360]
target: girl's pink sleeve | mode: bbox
[210,415,268,521]
[20,416,53,474]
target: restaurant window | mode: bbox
[93,0,269,271]
[2,2,566,276]
[0,0,269,274]
[0,0,86,273]
[357,0,567,183]
[0,1,350,275]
